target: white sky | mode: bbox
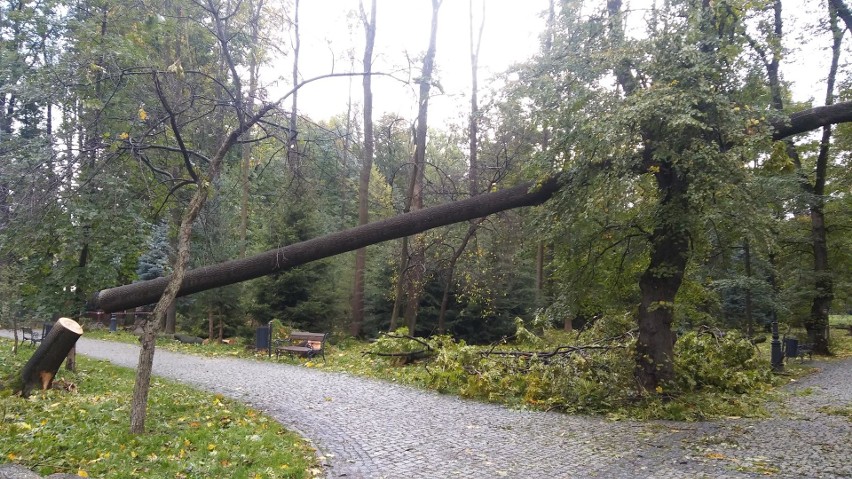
[263,0,840,126]
[266,0,550,125]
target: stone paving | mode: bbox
[4,333,852,478]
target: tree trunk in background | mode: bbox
[208,308,214,341]
[389,235,408,332]
[239,0,264,257]
[65,347,76,372]
[468,0,483,197]
[20,318,83,397]
[743,239,754,337]
[437,0,484,335]
[537,0,556,313]
[350,0,376,337]
[288,0,301,176]
[164,194,181,335]
[438,223,479,334]
[402,0,442,335]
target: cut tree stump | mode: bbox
[20,317,83,397]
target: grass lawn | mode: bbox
[1,340,320,478]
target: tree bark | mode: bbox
[208,308,214,340]
[805,7,842,354]
[438,222,479,334]
[402,0,442,333]
[91,176,564,313]
[20,318,83,397]
[288,0,301,176]
[635,167,690,391]
[744,239,754,337]
[350,0,376,337]
[131,185,209,433]
[65,347,76,372]
[239,0,264,257]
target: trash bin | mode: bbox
[784,338,799,358]
[109,313,118,332]
[42,322,53,339]
[255,326,270,350]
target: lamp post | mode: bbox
[770,310,783,371]
[768,252,783,371]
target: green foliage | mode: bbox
[249,205,342,333]
[368,327,424,355]
[0,341,318,478]
[673,331,773,394]
[361,316,774,419]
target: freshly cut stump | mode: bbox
[20,318,84,397]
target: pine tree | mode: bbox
[136,222,171,282]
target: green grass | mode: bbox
[830,314,852,327]
[818,405,852,420]
[1,341,319,478]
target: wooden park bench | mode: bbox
[21,326,43,346]
[274,331,328,361]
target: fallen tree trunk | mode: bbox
[90,175,565,312]
[20,318,83,397]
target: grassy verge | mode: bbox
[1,341,319,478]
[81,319,852,422]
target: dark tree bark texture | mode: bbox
[90,176,564,313]
[635,168,690,390]
[350,0,377,337]
[20,318,83,397]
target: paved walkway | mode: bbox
[5,334,852,478]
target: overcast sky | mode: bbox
[263,0,842,126]
[264,0,549,125]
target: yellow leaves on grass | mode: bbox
[77,470,89,478]
[138,107,148,122]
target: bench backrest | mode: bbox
[289,332,327,350]
[22,327,33,337]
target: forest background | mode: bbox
[1,0,851,395]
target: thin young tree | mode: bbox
[400,0,442,335]
[350,0,377,337]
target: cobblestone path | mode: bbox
[8,335,852,478]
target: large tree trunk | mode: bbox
[90,176,564,313]
[804,6,841,355]
[635,168,689,391]
[20,318,83,397]
[350,0,376,337]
